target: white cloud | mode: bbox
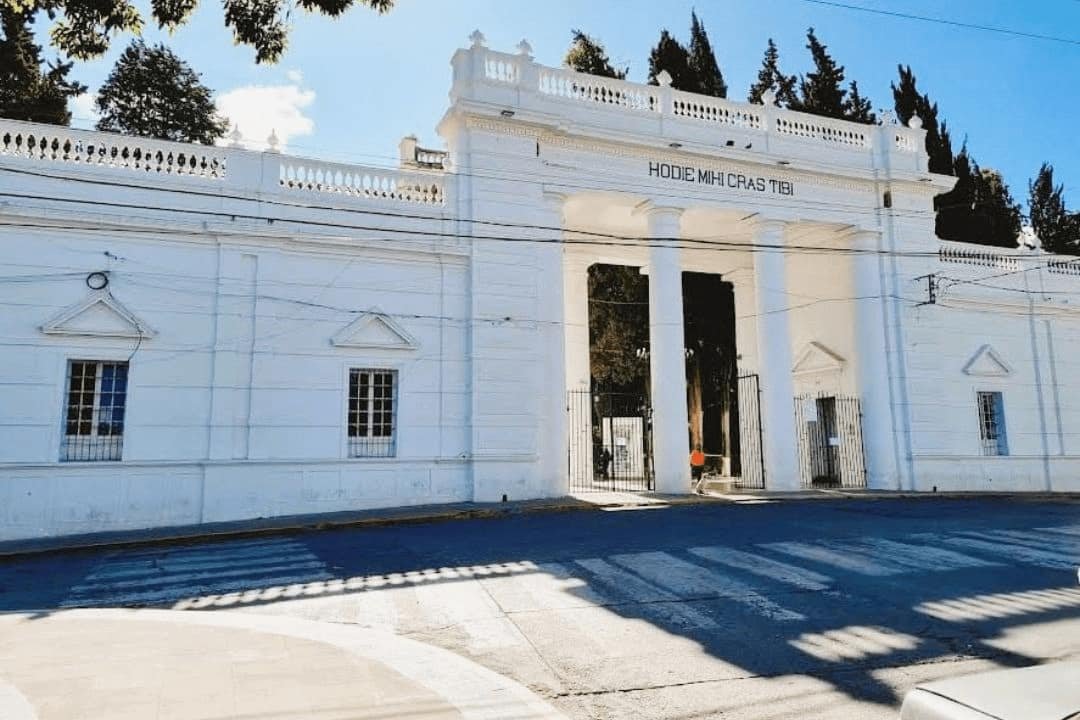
[285,69,304,85]
[216,83,316,152]
[70,92,99,129]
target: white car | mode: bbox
[900,662,1080,719]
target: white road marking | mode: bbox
[84,552,322,580]
[610,551,804,621]
[1037,524,1080,538]
[480,561,611,613]
[760,541,903,576]
[919,533,1078,570]
[71,560,327,592]
[969,529,1080,556]
[840,538,998,572]
[60,572,335,608]
[687,546,833,591]
[574,557,718,629]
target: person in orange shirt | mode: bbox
[690,446,706,481]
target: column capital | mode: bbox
[748,217,788,236]
[541,190,568,223]
[633,201,684,221]
[841,228,883,250]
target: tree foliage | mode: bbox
[647,14,727,97]
[1029,163,1078,254]
[563,29,625,79]
[95,39,228,144]
[687,11,726,98]
[936,146,1023,249]
[588,264,649,393]
[0,5,84,124]
[647,29,692,89]
[2,0,393,64]
[786,27,874,123]
[891,65,953,175]
[747,38,796,106]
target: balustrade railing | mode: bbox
[0,119,227,179]
[938,244,1022,271]
[462,43,925,158]
[279,158,445,205]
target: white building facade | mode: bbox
[2,37,1078,542]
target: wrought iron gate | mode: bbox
[567,390,654,492]
[794,393,867,488]
[732,372,766,489]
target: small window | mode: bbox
[62,360,128,461]
[977,391,1008,456]
[348,369,397,457]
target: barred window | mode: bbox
[977,391,1008,456]
[348,369,396,457]
[62,360,128,461]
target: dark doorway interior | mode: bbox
[682,273,740,478]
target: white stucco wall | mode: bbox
[2,39,1077,542]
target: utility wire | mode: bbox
[800,0,1080,47]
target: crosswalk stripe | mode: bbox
[840,538,998,572]
[574,557,718,629]
[71,560,327,592]
[964,529,1080,556]
[687,546,832,591]
[610,551,804,621]
[920,533,1078,570]
[85,552,323,580]
[60,572,336,608]
[760,541,903,576]
[479,561,612,614]
[1037,524,1080,538]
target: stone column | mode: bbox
[564,251,592,489]
[646,207,691,494]
[851,230,900,489]
[536,192,568,495]
[753,220,800,490]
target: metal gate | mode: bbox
[794,393,866,488]
[567,391,654,492]
[732,372,766,489]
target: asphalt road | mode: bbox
[2,496,1079,719]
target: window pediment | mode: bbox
[331,311,418,350]
[41,291,155,340]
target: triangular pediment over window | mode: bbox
[792,342,846,376]
[331,311,418,350]
[41,291,155,339]
[963,344,1012,377]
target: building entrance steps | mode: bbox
[0,608,566,720]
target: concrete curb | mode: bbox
[0,608,568,720]
[1,489,1077,559]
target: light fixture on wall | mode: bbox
[725,140,735,147]
[777,160,791,166]
[669,142,682,149]
[500,109,515,118]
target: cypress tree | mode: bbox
[891,65,953,176]
[1029,163,1075,254]
[791,28,847,119]
[564,29,626,79]
[687,11,726,98]
[747,38,797,106]
[0,6,85,125]
[843,80,875,123]
[647,30,692,90]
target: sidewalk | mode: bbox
[0,608,567,720]
[3,488,1077,558]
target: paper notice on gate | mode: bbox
[802,397,818,423]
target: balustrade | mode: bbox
[279,159,444,206]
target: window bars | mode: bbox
[348,369,397,457]
[977,391,1008,456]
[62,360,128,461]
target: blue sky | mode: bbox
[58,0,1080,211]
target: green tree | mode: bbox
[95,40,228,144]
[4,0,393,64]
[747,38,796,106]
[0,6,84,124]
[647,29,692,90]
[974,167,1024,249]
[843,80,875,124]
[891,65,953,176]
[588,264,649,393]
[1029,163,1075,254]
[790,28,846,119]
[936,146,1023,249]
[687,10,726,97]
[564,29,626,79]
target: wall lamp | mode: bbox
[669,142,682,149]
[500,109,515,118]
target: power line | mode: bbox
[800,0,1080,47]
